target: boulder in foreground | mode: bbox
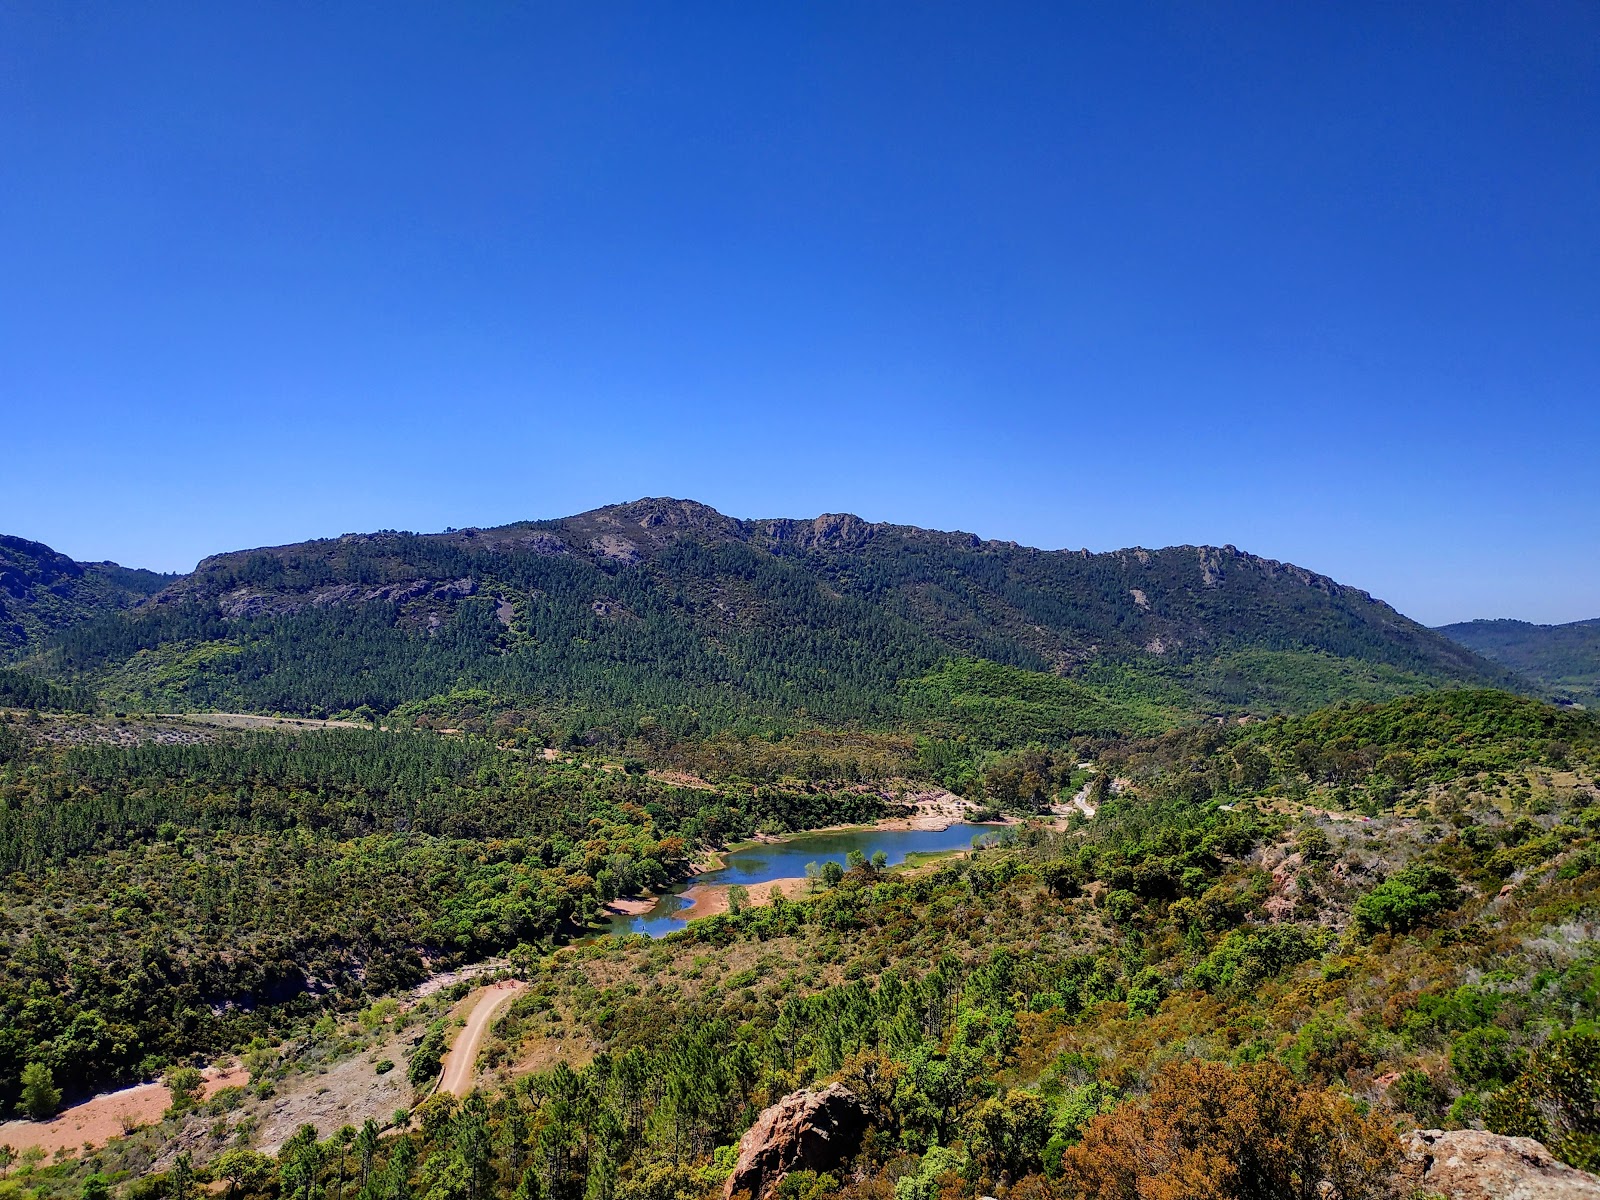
[1402,1129,1600,1200]
[724,1083,866,1200]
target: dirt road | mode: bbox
[162,712,371,732]
[439,982,524,1096]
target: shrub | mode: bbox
[163,1065,204,1112]
[408,1028,448,1088]
[616,1162,704,1200]
[1352,864,1461,935]
[1398,985,1502,1046]
[967,1088,1054,1185]
[774,1171,839,1200]
[1284,1015,1375,1085]
[1060,1059,1399,1200]
[1448,1093,1483,1127]
[1388,1069,1446,1121]
[894,1146,967,1200]
[1189,925,1327,993]
[1450,1026,1520,1089]
[1105,889,1141,925]
[19,1062,61,1120]
[1483,1029,1600,1172]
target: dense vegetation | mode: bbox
[0,669,96,714]
[1440,616,1600,707]
[0,501,1593,1199]
[0,535,173,655]
[0,686,1595,1200]
[9,500,1513,730]
[0,718,889,1113]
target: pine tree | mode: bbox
[355,1120,380,1194]
[19,1063,61,1120]
[385,1136,416,1200]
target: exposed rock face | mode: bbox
[1402,1129,1600,1200]
[724,1083,866,1200]
[215,577,477,619]
[588,534,643,564]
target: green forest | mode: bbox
[1439,617,1600,708]
[0,685,1596,1200]
[7,501,1515,733]
[1,507,1597,1200]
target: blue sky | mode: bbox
[2,3,1596,625]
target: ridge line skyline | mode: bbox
[7,495,1596,630]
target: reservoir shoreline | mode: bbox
[599,805,1004,938]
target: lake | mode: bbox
[599,821,996,938]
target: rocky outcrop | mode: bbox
[1402,1129,1600,1200]
[215,577,477,619]
[724,1084,866,1200]
[588,534,643,564]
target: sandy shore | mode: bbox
[675,876,810,919]
[0,1065,249,1158]
[603,896,657,916]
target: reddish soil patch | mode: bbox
[0,1066,248,1158]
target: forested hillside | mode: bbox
[3,503,1594,1200]
[3,687,1596,1200]
[1440,616,1600,707]
[0,535,173,655]
[0,713,901,1113]
[13,499,1513,729]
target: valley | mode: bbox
[1439,617,1600,709]
[0,503,1597,1200]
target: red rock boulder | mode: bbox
[724,1083,866,1200]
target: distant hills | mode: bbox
[1438,617,1600,708]
[1,499,1524,734]
[0,534,174,653]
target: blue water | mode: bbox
[601,822,994,938]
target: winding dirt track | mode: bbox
[439,982,525,1096]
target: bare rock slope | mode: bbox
[1402,1129,1600,1200]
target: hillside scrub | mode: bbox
[1059,1059,1400,1199]
[0,686,1596,1200]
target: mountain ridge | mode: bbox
[148,497,1393,639]
[174,496,1382,588]
[7,498,1521,728]
[0,533,175,654]
[1438,615,1600,707]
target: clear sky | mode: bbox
[2,3,1596,626]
